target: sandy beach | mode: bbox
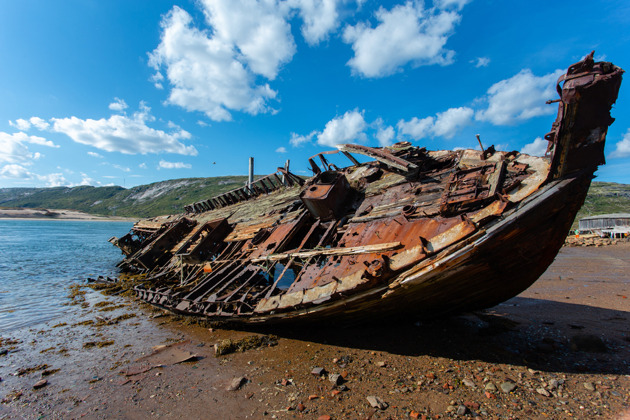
[0,243,628,419]
[0,208,135,222]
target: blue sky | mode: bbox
[1,0,629,188]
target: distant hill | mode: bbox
[0,179,628,220]
[0,176,250,218]
[574,181,630,224]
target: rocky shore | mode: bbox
[1,244,628,419]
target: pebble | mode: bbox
[329,373,343,386]
[226,376,246,391]
[367,395,388,410]
[462,379,475,388]
[484,382,497,391]
[549,379,560,389]
[536,387,551,397]
[456,405,468,416]
[311,367,326,376]
[376,361,387,368]
[583,382,595,392]
[500,382,517,393]
[33,379,48,389]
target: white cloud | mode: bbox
[112,164,131,172]
[79,173,96,186]
[397,116,435,140]
[434,0,470,9]
[610,129,630,158]
[276,146,287,153]
[397,106,472,140]
[149,5,281,121]
[88,151,103,158]
[30,117,49,130]
[520,137,548,156]
[290,130,317,147]
[158,159,192,169]
[373,118,395,146]
[39,173,67,187]
[0,164,32,179]
[317,109,367,147]
[0,132,58,164]
[50,102,197,155]
[431,107,473,138]
[139,163,148,169]
[0,163,67,187]
[109,98,129,112]
[288,0,342,45]
[475,68,564,125]
[199,0,295,79]
[9,119,31,131]
[9,117,51,131]
[471,57,490,68]
[342,1,465,78]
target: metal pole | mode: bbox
[282,159,289,185]
[248,157,254,187]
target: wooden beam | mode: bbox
[251,241,402,263]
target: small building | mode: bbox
[578,213,630,238]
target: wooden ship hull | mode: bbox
[108,53,623,324]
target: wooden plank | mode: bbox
[251,241,402,263]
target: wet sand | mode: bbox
[1,244,629,419]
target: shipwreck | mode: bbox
[107,53,623,324]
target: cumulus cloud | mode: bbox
[275,146,287,153]
[610,129,630,158]
[288,0,343,45]
[109,98,128,112]
[471,57,490,68]
[158,159,192,169]
[0,164,32,179]
[149,5,282,121]
[0,163,67,187]
[9,119,31,131]
[373,118,395,146]
[317,109,367,146]
[10,117,51,131]
[0,132,58,164]
[88,151,103,158]
[521,137,548,156]
[79,173,97,186]
[342,0,466,78]
[397,106,473,140]
[199,0,296,79]
[290,130,317,147]
[475,68,564,125]
[50,102,197,155]
[397,116,435,140]
[431,107,474,138]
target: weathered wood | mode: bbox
[251,241,402,263]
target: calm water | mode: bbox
[0,220,132,333]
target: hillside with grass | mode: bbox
[1,179,628,220]
[0,176,250,218]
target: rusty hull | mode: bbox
[108,53,623,325]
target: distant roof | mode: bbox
[580,213,630,221]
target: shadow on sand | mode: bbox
[250,297,630,376]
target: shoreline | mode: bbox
[1,243,629,419]
[0,208,136,222]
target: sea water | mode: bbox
[0,219,132,333]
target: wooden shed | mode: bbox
[578,213,630,238]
